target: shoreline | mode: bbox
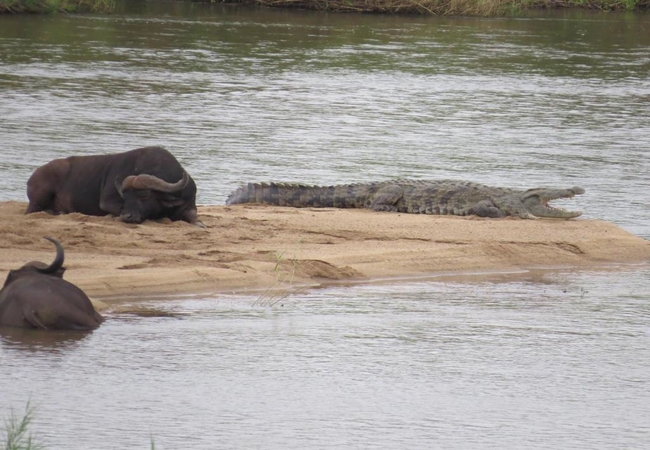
[2,201,650,303]
[1,0,649,16]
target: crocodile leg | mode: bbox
[366,184,404,212]
[467,200,507,218]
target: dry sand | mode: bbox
[1,200,649,303]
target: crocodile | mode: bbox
[226,180,585,219]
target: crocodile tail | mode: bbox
[226,182,363,208]
[226,182,263,205]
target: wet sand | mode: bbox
[1,201,649,302]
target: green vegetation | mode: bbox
[2,404,157,450]
[0,0,114,13]
[1,0,648,14]
[253,249,302,307]
[251,0,649,14]
[2,403,43,450]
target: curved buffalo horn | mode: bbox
[121,171,189,193]
[38,236,65,275]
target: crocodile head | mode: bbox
[519,186,585,219]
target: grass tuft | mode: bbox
[2,403,43,450]
[2,404,159,449]
[253,250,303,307]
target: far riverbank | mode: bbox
[1,0,649,16]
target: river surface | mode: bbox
[0,3,649,449]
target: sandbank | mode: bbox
[1,201,649,302]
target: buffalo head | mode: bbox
[3,237,65,288]
[115,172,189,224]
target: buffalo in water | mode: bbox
[26,146,201,225]
[0,237,103,330]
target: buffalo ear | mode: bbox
[3,270,18,288]
[114,177,125,198]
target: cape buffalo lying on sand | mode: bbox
[0,237,103,330]
[26,146,201,225]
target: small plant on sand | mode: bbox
[253,249,302,307]
[2,403,43,450]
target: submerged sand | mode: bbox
[1,200,649,302]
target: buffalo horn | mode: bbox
[121,171,189,193]
[38,236,65,274]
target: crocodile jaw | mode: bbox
[521,186,585,219]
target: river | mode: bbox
[0,3,649,449]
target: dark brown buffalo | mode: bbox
[0,237,103,330]
[26,146,201,225]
